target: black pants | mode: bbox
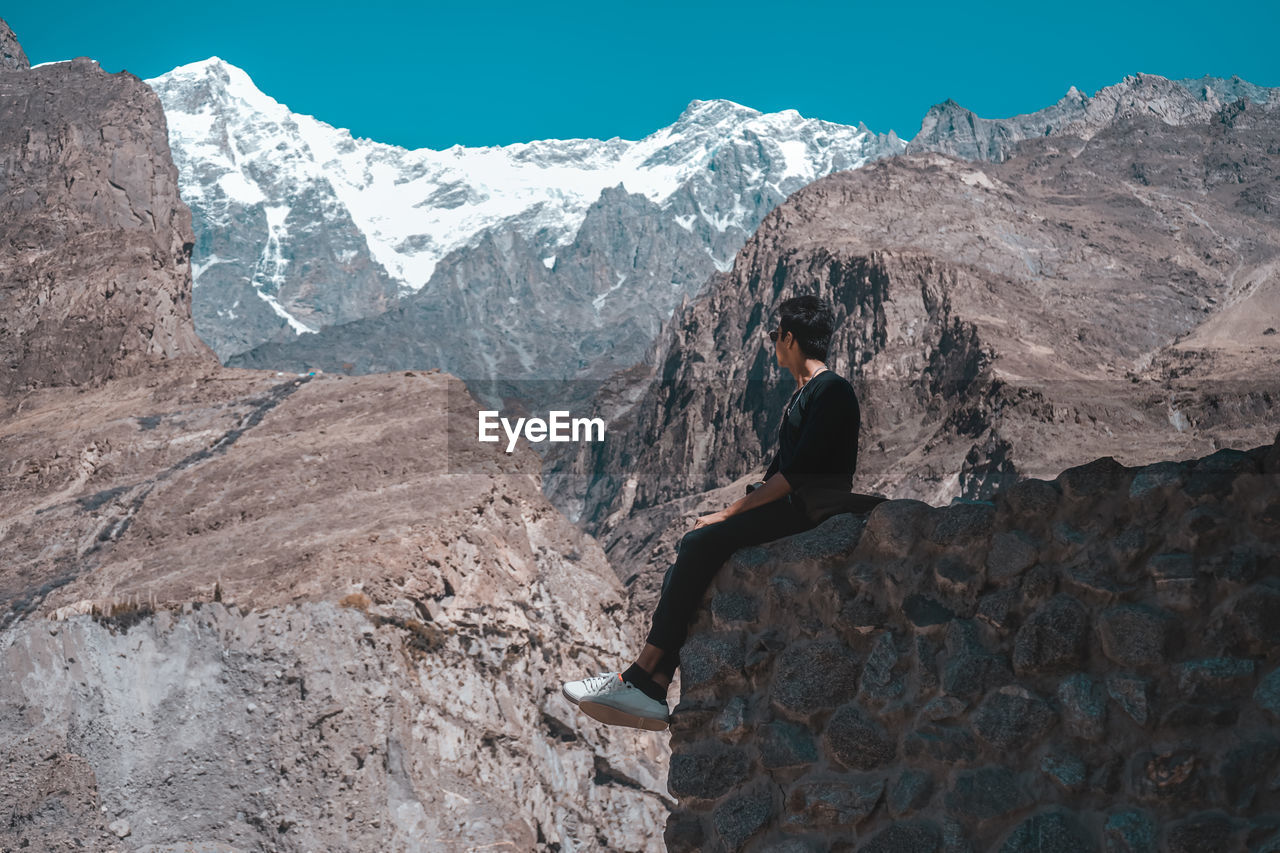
[646,495,817,678]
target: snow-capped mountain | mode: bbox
[147,58,904,363]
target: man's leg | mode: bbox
[643,496,814,672]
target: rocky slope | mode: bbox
[0,19,668,851]
[146,58,903,370]
[549,93,1280,609]
[666,435,1280,851]
[0,52,213,394]
[1,366,671,853]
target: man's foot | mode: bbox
[571,673,669,731]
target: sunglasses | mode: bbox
[767,327,787,343]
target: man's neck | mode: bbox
[792,358,827,387]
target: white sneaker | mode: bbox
[561,672,615,706]
[571,673,669,731]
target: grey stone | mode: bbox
[928,502,996,546]
[714,695,749,742]
[1106,673,1151,725]
[1255,666,1280,719]
[859,820,943,853]
[921,695,968,722]
[713,785,774,850]
[825,703,896,770]
[668,747,752,801]
[1163,811,1239,853]
[942,652,1014,700]
[1109,525,1147,565]
[860,631,905,702]
[1040,751,1086,791]
[904,724,979,764]
[976,587,1019,630]
[1128,461,1186,498]
[1053,520,1089,547]
[838,595,889,635]
[711,591,760,626]
[999,810,1096,853]
[680,631,746,690]
[1057,456,1130,499]
[942,818,974,853]
[944,766,1031,822]
[1020,563,1059,603]
[915,636,942,691]
[1173,657,1255,699]
[1063,562,1123,602]
[972,685,1056,750]
[1096,604,1172,667]
[759,721,818,769]
[986,531,1039,582]
[1003,478,1060,520]
[1103,809,1156,853]
[1057,673,1107,741]
[889,768,936,817]
[771,638,859,717]
[863,499,934,558]
[786,775,884,828]
[1013,594,1089,675]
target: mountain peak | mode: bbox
[1,16,29,71]
[675,98,762,126]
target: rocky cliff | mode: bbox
[665,435,1280,851]
[0,51,213,393]
[0,18,668,851]
[905,73,1279,162]
[548,92,1280,616]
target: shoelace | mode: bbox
[581,673,619,693]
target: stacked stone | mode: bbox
[666,433,1280,852]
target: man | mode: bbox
[562,294,861,730]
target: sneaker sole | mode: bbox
[561,685,581,706]
[578,700,668,732]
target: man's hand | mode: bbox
[691,510,728,530]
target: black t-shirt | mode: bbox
[764,370,860,491]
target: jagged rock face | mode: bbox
[549,98,1280,599]
[666,436,1280,851]
[146,59,904,372]
[906,73,1277,162]
[0,52,214,393]
[0,367,670,851]
[0,17,27,70]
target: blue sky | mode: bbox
[7,2,1278,150]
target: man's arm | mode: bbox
[691,472,791,529]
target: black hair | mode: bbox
[778,295,836,360]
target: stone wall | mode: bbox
[666,434,1280,852]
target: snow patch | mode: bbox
[257,290,316,335]
[217,171,266,205]
[542,255,556,269]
